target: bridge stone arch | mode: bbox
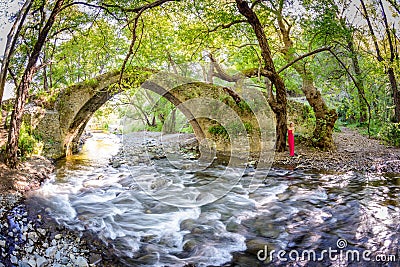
[33,67,271,160]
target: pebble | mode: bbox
[45,246,57,257]
[55,233,62,240]
[75,256,89,267]
[37,228,46,236]
[27,258,36,267]
[25,246,34,253]
[36,256,48,267]
[28,231,38,242]
[18,262,30,267]
[55,251,61,261]
[0,240,5,247]
[10,255,18,264]
[60,256,70,264]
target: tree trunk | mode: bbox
[361,0,400,122]
[235,0,288,152]
[277,14,337,150]
[347,38,368,123]
[6,0,65,168]
[164,108,176,133]
[379,0,400,122]
[388,67,400,122]
[6,70,35,167]
[302,77,337,149]
[0,0,32,104]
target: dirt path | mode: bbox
[274,127,400,173]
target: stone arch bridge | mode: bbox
[30,68,273,160]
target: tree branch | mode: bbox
[208,53,243,82]
[328,48,371,136]
[102,0,179,13]
[387,0,400,15]
[278,47,332,73]
[378,0,395,62]
[60,2,120,20]
[118,0,177,84]
[359,0,384,62]
[207,19,247,33]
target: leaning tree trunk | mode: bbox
[236,0,288,152]
[285,59,337,150]
[6,0,65,168]
[277,15,337,150]
[302,76,337,149]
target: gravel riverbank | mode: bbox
[0,157,118,266]
[273,128,400,173]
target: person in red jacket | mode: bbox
[288,122,295,156]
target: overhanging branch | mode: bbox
[328,48,372,137]
[208,19,247,33]
[278,47,331,73]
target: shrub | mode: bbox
[18,128,36,157]
[208,121,254,139]
[378,123,400,147]
[18,122,42,158]
[208,124,228,139]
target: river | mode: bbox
[26,132,400,266]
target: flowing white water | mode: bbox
[29,133,254,266]
[26,133,400,266]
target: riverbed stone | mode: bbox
[0,240,5,247]
[19,261,31,267]
[180,219,196,231]
[37,228,46,236]
[55,250,61,261]
[45,246,57,258]
[25,246,34,253]
[183,239,197,252]
[74,256,89,267]
[246,238,270,256]
[10,255,18,264]
[36,256,48,267]
[60,256,70,264]
[55,233,62,240]
[28,231,38,242]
